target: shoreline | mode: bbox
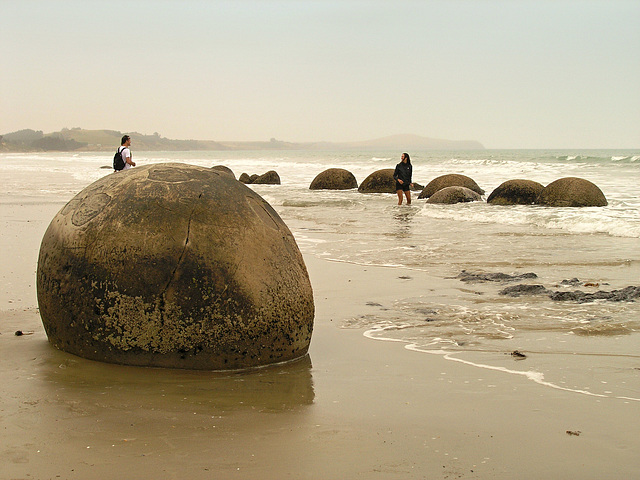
[1,198,639,479]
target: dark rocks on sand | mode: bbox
[211,165,235,178]
[426,186,482,204]
[536,177,607,207]
[309,168,358,190]
[418,174,485,199]
[37,163,314,370]
[457,270,538,283]
[487,179,545,205]
[499,284,550,297]
[550,286,640,303]
[358,169,396,193]
[499,283,640,303]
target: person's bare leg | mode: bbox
[405,190,411,205]
[397,190,404,205]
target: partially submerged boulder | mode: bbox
[310,168,358,190]
[536,177,607,207]
[487,179,544,205]
[253,170,281,185]
[426,186,482,204]
[240,171,281,185]
[418,174,484,199]
[37,163,314,370]
[358,169,395,193]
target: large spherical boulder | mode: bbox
[536,177,607,207]
[37,163,314,370]
[253,170,281,185]
[358,169,395,193]
[487,179,544,205]
[211,165,235,178]
[418,174,484,199]
[426,186,482,204]
[309,168,358,190]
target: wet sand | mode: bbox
[1,198,639,479]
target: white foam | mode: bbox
[437,351,626,399]
[416,201,640,239]
[362,325,640,402]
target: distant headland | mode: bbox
[0,128,484,152]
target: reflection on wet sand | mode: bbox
[39,347,315,414]
[391,207,418,239]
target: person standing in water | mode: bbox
[393,152,413,205]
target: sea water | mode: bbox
[1,149,639,401]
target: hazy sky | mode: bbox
[2,0,639,148]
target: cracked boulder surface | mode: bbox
[37,163,314,370]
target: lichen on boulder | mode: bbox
[37,163,314,370]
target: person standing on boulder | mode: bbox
[394,152,413,205]
[117,135,135,171]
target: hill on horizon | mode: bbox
[0,128,484,152]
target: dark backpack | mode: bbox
[113,147,126,171]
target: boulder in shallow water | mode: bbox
[37,163,314,370]
[253,170,281,185]
[239,172,252,183]
[487,179,544,205]
[536,177,607,207]
[426,186,482,204]
[358,169,396,193]
[418,174,484,199]
[310,168,358,190]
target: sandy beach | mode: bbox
[3,0,640,475]
[1,193,639,480]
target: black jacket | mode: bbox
[393,162,412,184]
